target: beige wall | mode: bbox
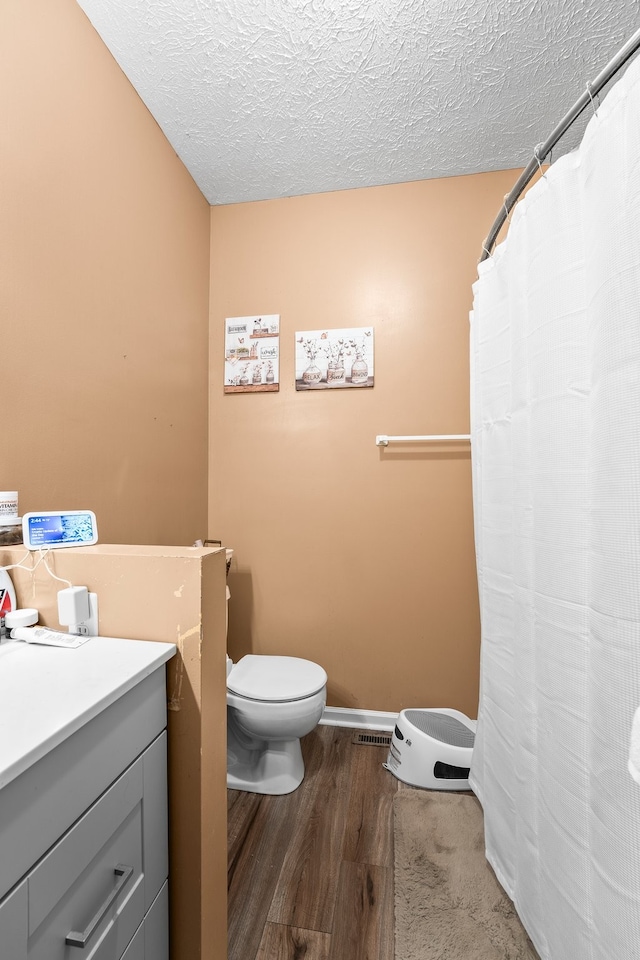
[209,172,518,719]
[2,0,210,546]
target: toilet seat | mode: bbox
[227,655,327,702]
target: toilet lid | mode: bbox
[227,655,327,702]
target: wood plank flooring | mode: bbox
[228,725,417,960]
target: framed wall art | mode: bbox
[224,315,280,393]
[295,327,374,390]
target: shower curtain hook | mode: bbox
[586,81,600,116]
[534,144,547,179]
[503,194,513,224]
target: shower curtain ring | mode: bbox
[503,194,513,224]
[586,81,600,116]
[534,144,547,179]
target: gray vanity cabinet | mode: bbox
[0,665,170,960]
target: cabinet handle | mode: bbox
[65,863,134,948]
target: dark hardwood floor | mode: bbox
[228,724,416,960]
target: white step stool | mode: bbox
[384,707,476,790]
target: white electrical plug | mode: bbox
[58,587,90,626]
[58,587,99,636]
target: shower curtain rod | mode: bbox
[480,26,640,262]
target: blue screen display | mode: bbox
[27,513,96,547]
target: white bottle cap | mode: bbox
[4,608,39,628]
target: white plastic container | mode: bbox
[5,609,38,630]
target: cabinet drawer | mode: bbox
[0,727,168,960]
[28,756,145,960]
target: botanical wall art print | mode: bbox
[224,315,280,393]
[295,326,374,390]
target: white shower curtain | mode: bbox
[470,55,640,960]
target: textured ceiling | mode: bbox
[74,0,640,205]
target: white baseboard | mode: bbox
[320,706,398,732]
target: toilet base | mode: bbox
[227,736,305,795]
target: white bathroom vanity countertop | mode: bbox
[0,635,176,790]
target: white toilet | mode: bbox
[226,653,328,795]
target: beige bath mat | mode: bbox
[393,791,540,960]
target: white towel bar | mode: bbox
[376,434,471,446]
